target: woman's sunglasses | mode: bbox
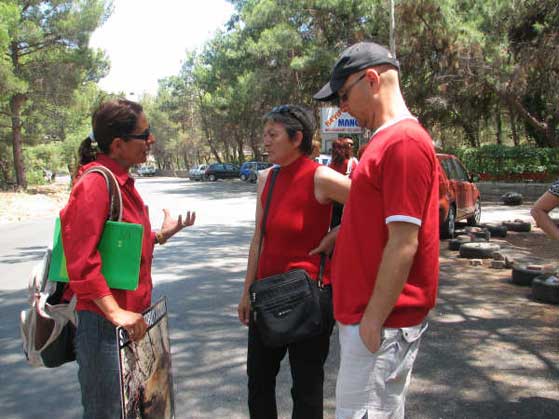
[122,126,151,141]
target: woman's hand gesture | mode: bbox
[158,209,196,243]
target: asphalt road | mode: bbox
[0,177,557,418]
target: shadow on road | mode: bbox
[407,250,559,419]
[1,219,557,418]
[138,177,257,200]
[1,246,46,264]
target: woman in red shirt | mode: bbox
[329,137,357,176]
[237,104,350,419]
[329,138,358,227]
[61,99,195,419]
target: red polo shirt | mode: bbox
[331,118,439,328]
[60,154,155,317]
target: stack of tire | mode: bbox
[447,226,501,258]
[511,264,559,305]
[502,219,531,233]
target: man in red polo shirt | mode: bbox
[314,42,439,418]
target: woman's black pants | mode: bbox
[247,316,334,419]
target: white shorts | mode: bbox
[336,322,428,419]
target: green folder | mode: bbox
[48,218,144,291]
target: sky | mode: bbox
[89,0,234,97]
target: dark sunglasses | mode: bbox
[270,105,304,125]
[122,126,151,141]
[338,73,366,104]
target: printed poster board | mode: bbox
[320,107,362,134]
[117,297,175,419]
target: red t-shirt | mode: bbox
[331,118,439,327]
[60,154,155,317]
[329,159,348,175]
[257,155,332,283]
[329,157,358,176]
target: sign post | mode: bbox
[319,107,362,153]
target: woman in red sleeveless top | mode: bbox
[237,104,350,419]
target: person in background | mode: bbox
[311,138,322,160]
[237,104,350,419]
[329,137,358,177]
[61,99,196,418]
[531,180,559,240]
[329,137,359,227]
[314,41,439,418]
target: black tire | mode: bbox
[532,276,559,304]
[448,235,471,251]
[512,266,544,286]
[459,242,501,259]
[466,199,481,226]
[481,223,508,238]
[208,174,217,182]
[502,220,531,232]
[440,206,456,239]
[472,229,491,241]
[502,192,523,206]
[240,174,247,181]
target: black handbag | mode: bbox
[249,167,333,347]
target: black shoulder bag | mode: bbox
[249,167,333,347]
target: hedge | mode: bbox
[444,145,559,182]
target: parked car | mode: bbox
[189,164,207,181]
[240,161,273,181]
[437,153,481,238]
[247,163,276,183]
[136,165,157,176]
[314,154,331,166]
[204,163,240,181]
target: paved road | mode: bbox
[0,177,557,418]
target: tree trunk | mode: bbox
[509,107,519,146]
[10,94,27,189]
[496,89,554,147]
[462,121,478,148]
[496,105,502,145]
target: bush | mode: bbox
[445,145,559,181]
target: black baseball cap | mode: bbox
[314,42,400,102]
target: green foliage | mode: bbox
[448,145,559,178]
[1,0,111,188]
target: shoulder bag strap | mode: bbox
[80,166,123,221]
[255,166,326,286]
[256,166,280,263]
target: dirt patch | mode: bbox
[0,183,69,224]
[440,227,559,320]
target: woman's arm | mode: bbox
[531,191,559,240]
[237,168,270,326]
[313,165,351,205]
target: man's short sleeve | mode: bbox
[548,179,559,197]
[381,139,435,226]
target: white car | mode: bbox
[136,166,157,176]
[189,164,207,181]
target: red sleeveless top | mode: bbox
[257,155,333,283]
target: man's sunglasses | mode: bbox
[337,73,366,104]
[122,126,151,141]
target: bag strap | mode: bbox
[80,165,123,221]
[256,166,280,261]
[256,166,326,286]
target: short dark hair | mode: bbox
[263,104,316,156]
[78,99,144,165]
